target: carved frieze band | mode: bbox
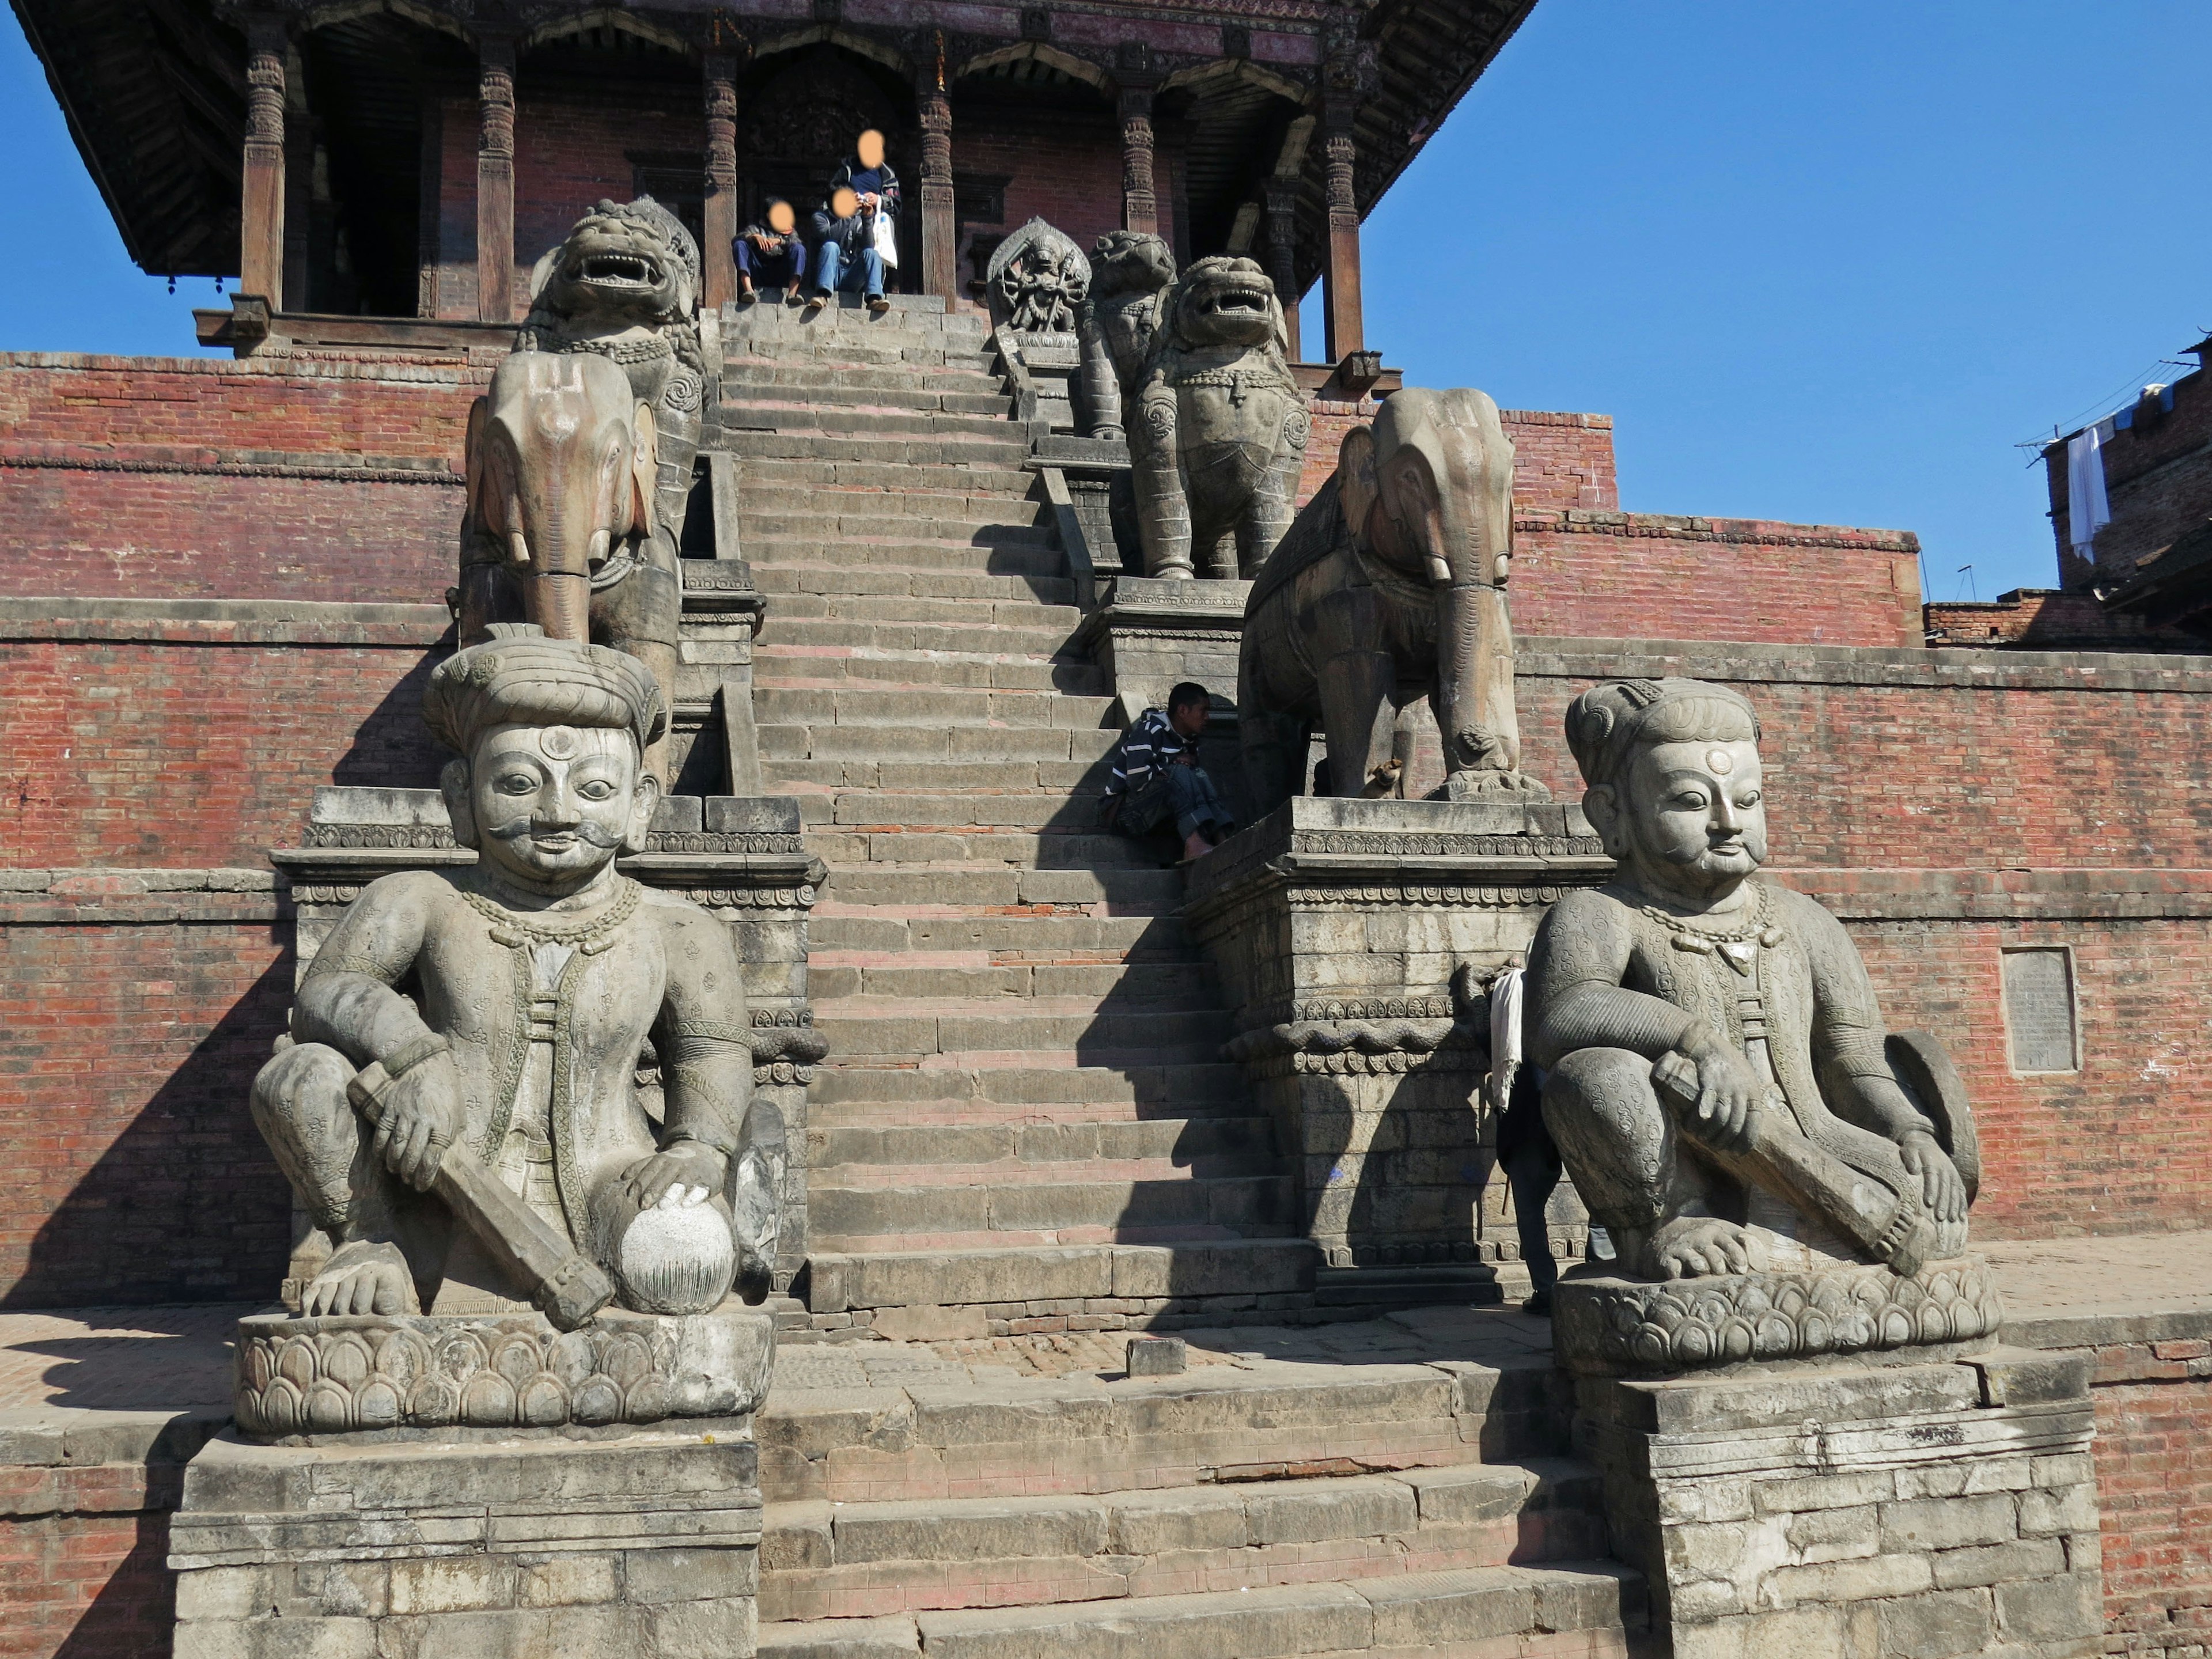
[302,825,807,856]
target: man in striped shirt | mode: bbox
[1100,681,1233,861]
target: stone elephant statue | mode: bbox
[1129,255,1309,580]
[457,349,682,782]
[1238,387,1550,812]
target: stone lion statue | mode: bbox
[1127,255,1309,579]
[515,196,704,538]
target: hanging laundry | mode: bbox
[2066,417,2113,562]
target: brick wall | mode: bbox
[1926,588,2210,652]
[2089,1345,2212,1657]
[0,354,479,604]
[955,121,1127,294]
[0,617,447,870]
[0,1508,174,1659]
[0,908,292,1306]
[2047,362,2212,590]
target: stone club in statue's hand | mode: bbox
[370,1055,464,1191]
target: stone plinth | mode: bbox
[234,1304,775,1441]
[1073,574,1248,726]
[170,1426,763,1657]
[1571,1349,2104,1658]
[269,787,826,1297]
[1555,1256,2006,1376]
[1183,797,1611,1286]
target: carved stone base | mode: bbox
[1552,1255,2004,1377]
[171,1427,760,1656]
[233,1304,775,1442]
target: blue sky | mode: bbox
[7,2,2207,600]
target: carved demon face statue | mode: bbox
[1166,256,1284,354]
[1090,230,1177,301]
[529,198,699,328]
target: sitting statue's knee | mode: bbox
[251,1041,365,1233]
[1543,1046,1658,1127]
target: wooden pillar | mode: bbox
[476,35,516,324]
[239,15,287,308]
[1321,125,1362,362]
[703,55,740,312]
[918,70,956,302]
[1265,178,1301,361]
[416,94,444,319]
[1119,87,1157,236]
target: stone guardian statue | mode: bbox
[1128,255,1308,579]
[1527,678,1977,1287]
[250,626,779,1328]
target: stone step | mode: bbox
[752,592,1074,632]
[723,397,1017,437]
[730,457,1031,498]
[722,339,997,372]
[728,430,1030,468]
[736,478,1040,516]
[755,684,1113,730]
[759,1324,1567,1503]
[821,868,1180,916]
[753,650,1105,697]
[793,786,1120,827]
[806,1172,1296,1251]
[762,723,1115,767]
[810,1055,1240,1109]
[806,912,1200,965]
[813,997,1229,1062]
[756,1563,1641,1658]
[800,1237,1324,1330]
[752,564,1077,607]
[809,958,1218,1004]
[746,533,1062,574]
[807,1067,1247,1131]
[762,757,1111,796]
[756,616,1081,659]
[722,363,1006,403]
[812,1115,1277,1173]
[804,829,1162,872]
[759,1461,1609,1623]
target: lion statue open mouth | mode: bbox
[528,199,697,331]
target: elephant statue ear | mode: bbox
[1338,424,1380,551]
[629,402,659,538]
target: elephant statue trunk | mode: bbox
[458,349,681,782]
[1238,387,1549,813]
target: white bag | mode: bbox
[872,204,899,270]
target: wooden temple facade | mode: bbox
[17,0,1535,361]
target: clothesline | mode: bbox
[2012,355,2199,456]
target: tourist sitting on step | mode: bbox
[734,199,806,304]
[1100,681,1234,863]
[808,184,889,316]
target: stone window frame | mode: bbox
[1997,943,2082,1076]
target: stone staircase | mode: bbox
[722,294,1313,1343]
[723,295,1642,1658]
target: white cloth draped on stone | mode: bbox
[1488,964,1524,1113]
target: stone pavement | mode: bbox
[3,1230,2209,1419]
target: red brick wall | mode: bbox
[2049,365,2212,589]
[0,626,445,870]
[2089,1348,2212,1657]
[0,1506,175,1659]
[1926,589,2209,652]
[1846,921,2212,1240]
[0,915,291,1307]
[0,354,478,604]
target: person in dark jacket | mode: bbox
[1099,682,1234,862]
[733,199,806,304]
[808,129,899,315]
[808,185,887,315]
